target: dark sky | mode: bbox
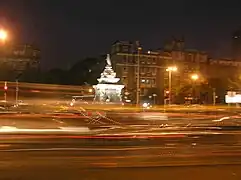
[0,0,241,70]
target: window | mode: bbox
[152,58,156,64]
[122,55,127,63]
[141,59,145,64]
[141,67,145,73]
[144,89,148,95]
[122,45,129,53]
[133,57,137,64]
[147,58,151,64]
[141,88,144,95]
[188,54,193,62]
[164,79,168,86]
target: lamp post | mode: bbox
[191,74,199,104]
[15,73,22,106]
[0,29,8,106]
[153,93,157,105]
[136,47,142,105]
[4,81,7,104]
[166,66,177,105]
[212,88,216,106]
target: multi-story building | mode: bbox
[159,38,209,103]
[111,39,210,104]
[111,41,172,104]
[110,39,241,104]
[0,44,40,80]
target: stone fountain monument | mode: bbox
[93,54,124,103]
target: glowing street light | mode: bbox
[0,29,7,42]
[191,74,199,81]
[166,66,177,105]
[88,88,93,93]
[190,74,199,104]
[166,66,177,72]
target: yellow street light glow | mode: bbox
[166,66,177,72]
[191,74,199,81]
[0,29,7,41]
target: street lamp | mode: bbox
[136,46,142,105]
[191,74,199,81]
[166,66,177,105]
[190,74,199,104]
[153,93,157,105]
[88,88,93,93]
[0,29,7,42]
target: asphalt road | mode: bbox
[0,131,240,179]
[0,104,241,179]
[1,164,240,180]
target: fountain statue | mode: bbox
[93,54,124,103]
[106,54,111,66]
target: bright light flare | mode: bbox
[0,29,7,41]
[142,102,149,108]
[166,66,177,72]
[191,74,199,81]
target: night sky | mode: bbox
[0,0,241,70]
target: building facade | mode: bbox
[111,41,172,104]
[0,44,40,80]
[110,39,241,104]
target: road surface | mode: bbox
[0,104,240,179]
[0,129,240,179]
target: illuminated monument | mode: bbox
[93,54,124,103]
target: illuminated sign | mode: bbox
[225,91,241,103]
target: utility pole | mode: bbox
[136,46,142,105]
[4,81,7,107]
[15,79,19,106]
[15,73,22,106]
[166,66,177,105]
[153,94,157,105]
[212,88,216,106]
[168,70,172,105]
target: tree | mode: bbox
[68,56,105,85]
[44,68,67,85]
